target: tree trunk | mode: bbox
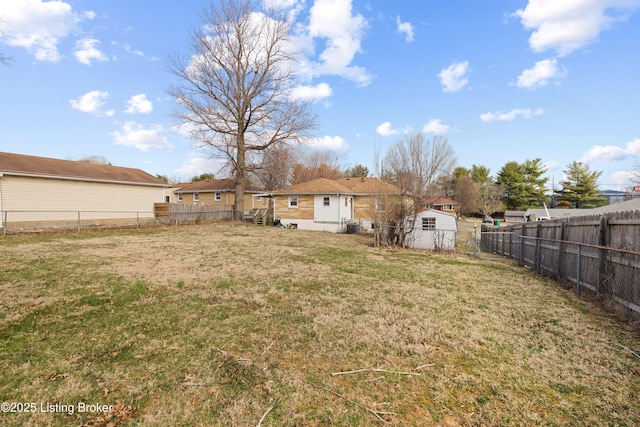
[234,133,246,221]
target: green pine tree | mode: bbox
[497,158,548,210]
[555,161,604,208]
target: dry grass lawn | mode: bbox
[0,223,638,426]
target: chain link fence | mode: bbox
[1,210,160,235]
[480,229,640,315]
[0,207,240,235]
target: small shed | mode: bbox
[404,209,457,250]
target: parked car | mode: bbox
[483,215,494,224]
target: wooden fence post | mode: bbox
[557,220,567,281]
[535,223,542,273]
[519,226,525,266]
[597,215,609,296]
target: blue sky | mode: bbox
[1,0,639,191]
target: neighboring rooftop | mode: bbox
[0,151,167,186]
[335,177,402,194]
[271,178,352,194]
[272,177,402,195]
[172,178,262,193]
[423,197,459,207]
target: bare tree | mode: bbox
[254,144,294,190]
[168,0,316,219]
[77,155,111,165]
[477,182,505,217]
[631,158,640,186]
[382,133,456,246]
[454,174,480,217]
[290,151,342,185]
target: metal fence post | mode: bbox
[474,226,478,257]
[77,211,81,233]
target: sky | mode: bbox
[1,0,639,191]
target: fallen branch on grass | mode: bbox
[314,384,395,424]
[610,341,640,359]
[260,341,275,357]
[180,382,207,387]
[331,367,421,377]
[256,404,275,427]
[414,363,436,371]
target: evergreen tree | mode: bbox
[555,161,604,208]
[344,164,370,178]
[191,173,215,182]
[470,164,491,184]
[497,158,548,210]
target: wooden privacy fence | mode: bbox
[480,210,640,315]
[154,203,234,224]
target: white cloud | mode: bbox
[74,38,108,66]
[376,122,400,137]
[120,42,159,61]
[175,156,225,176]
[581,138,640,163]
[0,0,80,61]
[305,0,373,86]
[122,43,144,57]
[263,0,301,9]
[70,90,110,114]
[111,122,173,152]
[480,108,544,122]
[609,170,638,186]
[396,16,415,42]
[125,94,153,114]
[516,58,567,89]
[544,160,561,173]
[290,83,332,101]
[304,135,347,152]
[513,0,640,56]
[438,61,470,93]
[422,119,450,134]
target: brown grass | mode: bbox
[0,223,638,426]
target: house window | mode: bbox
[215,192,221,201]
[422,217,436,230]
[345,197,348,207]
[256,196,262,201]
[324,196,330,206]
[289,195,298,207]
[177,193,183,202]
[193,193,199,202]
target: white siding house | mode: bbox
[405,209,457,250]
[0,152,169,227]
